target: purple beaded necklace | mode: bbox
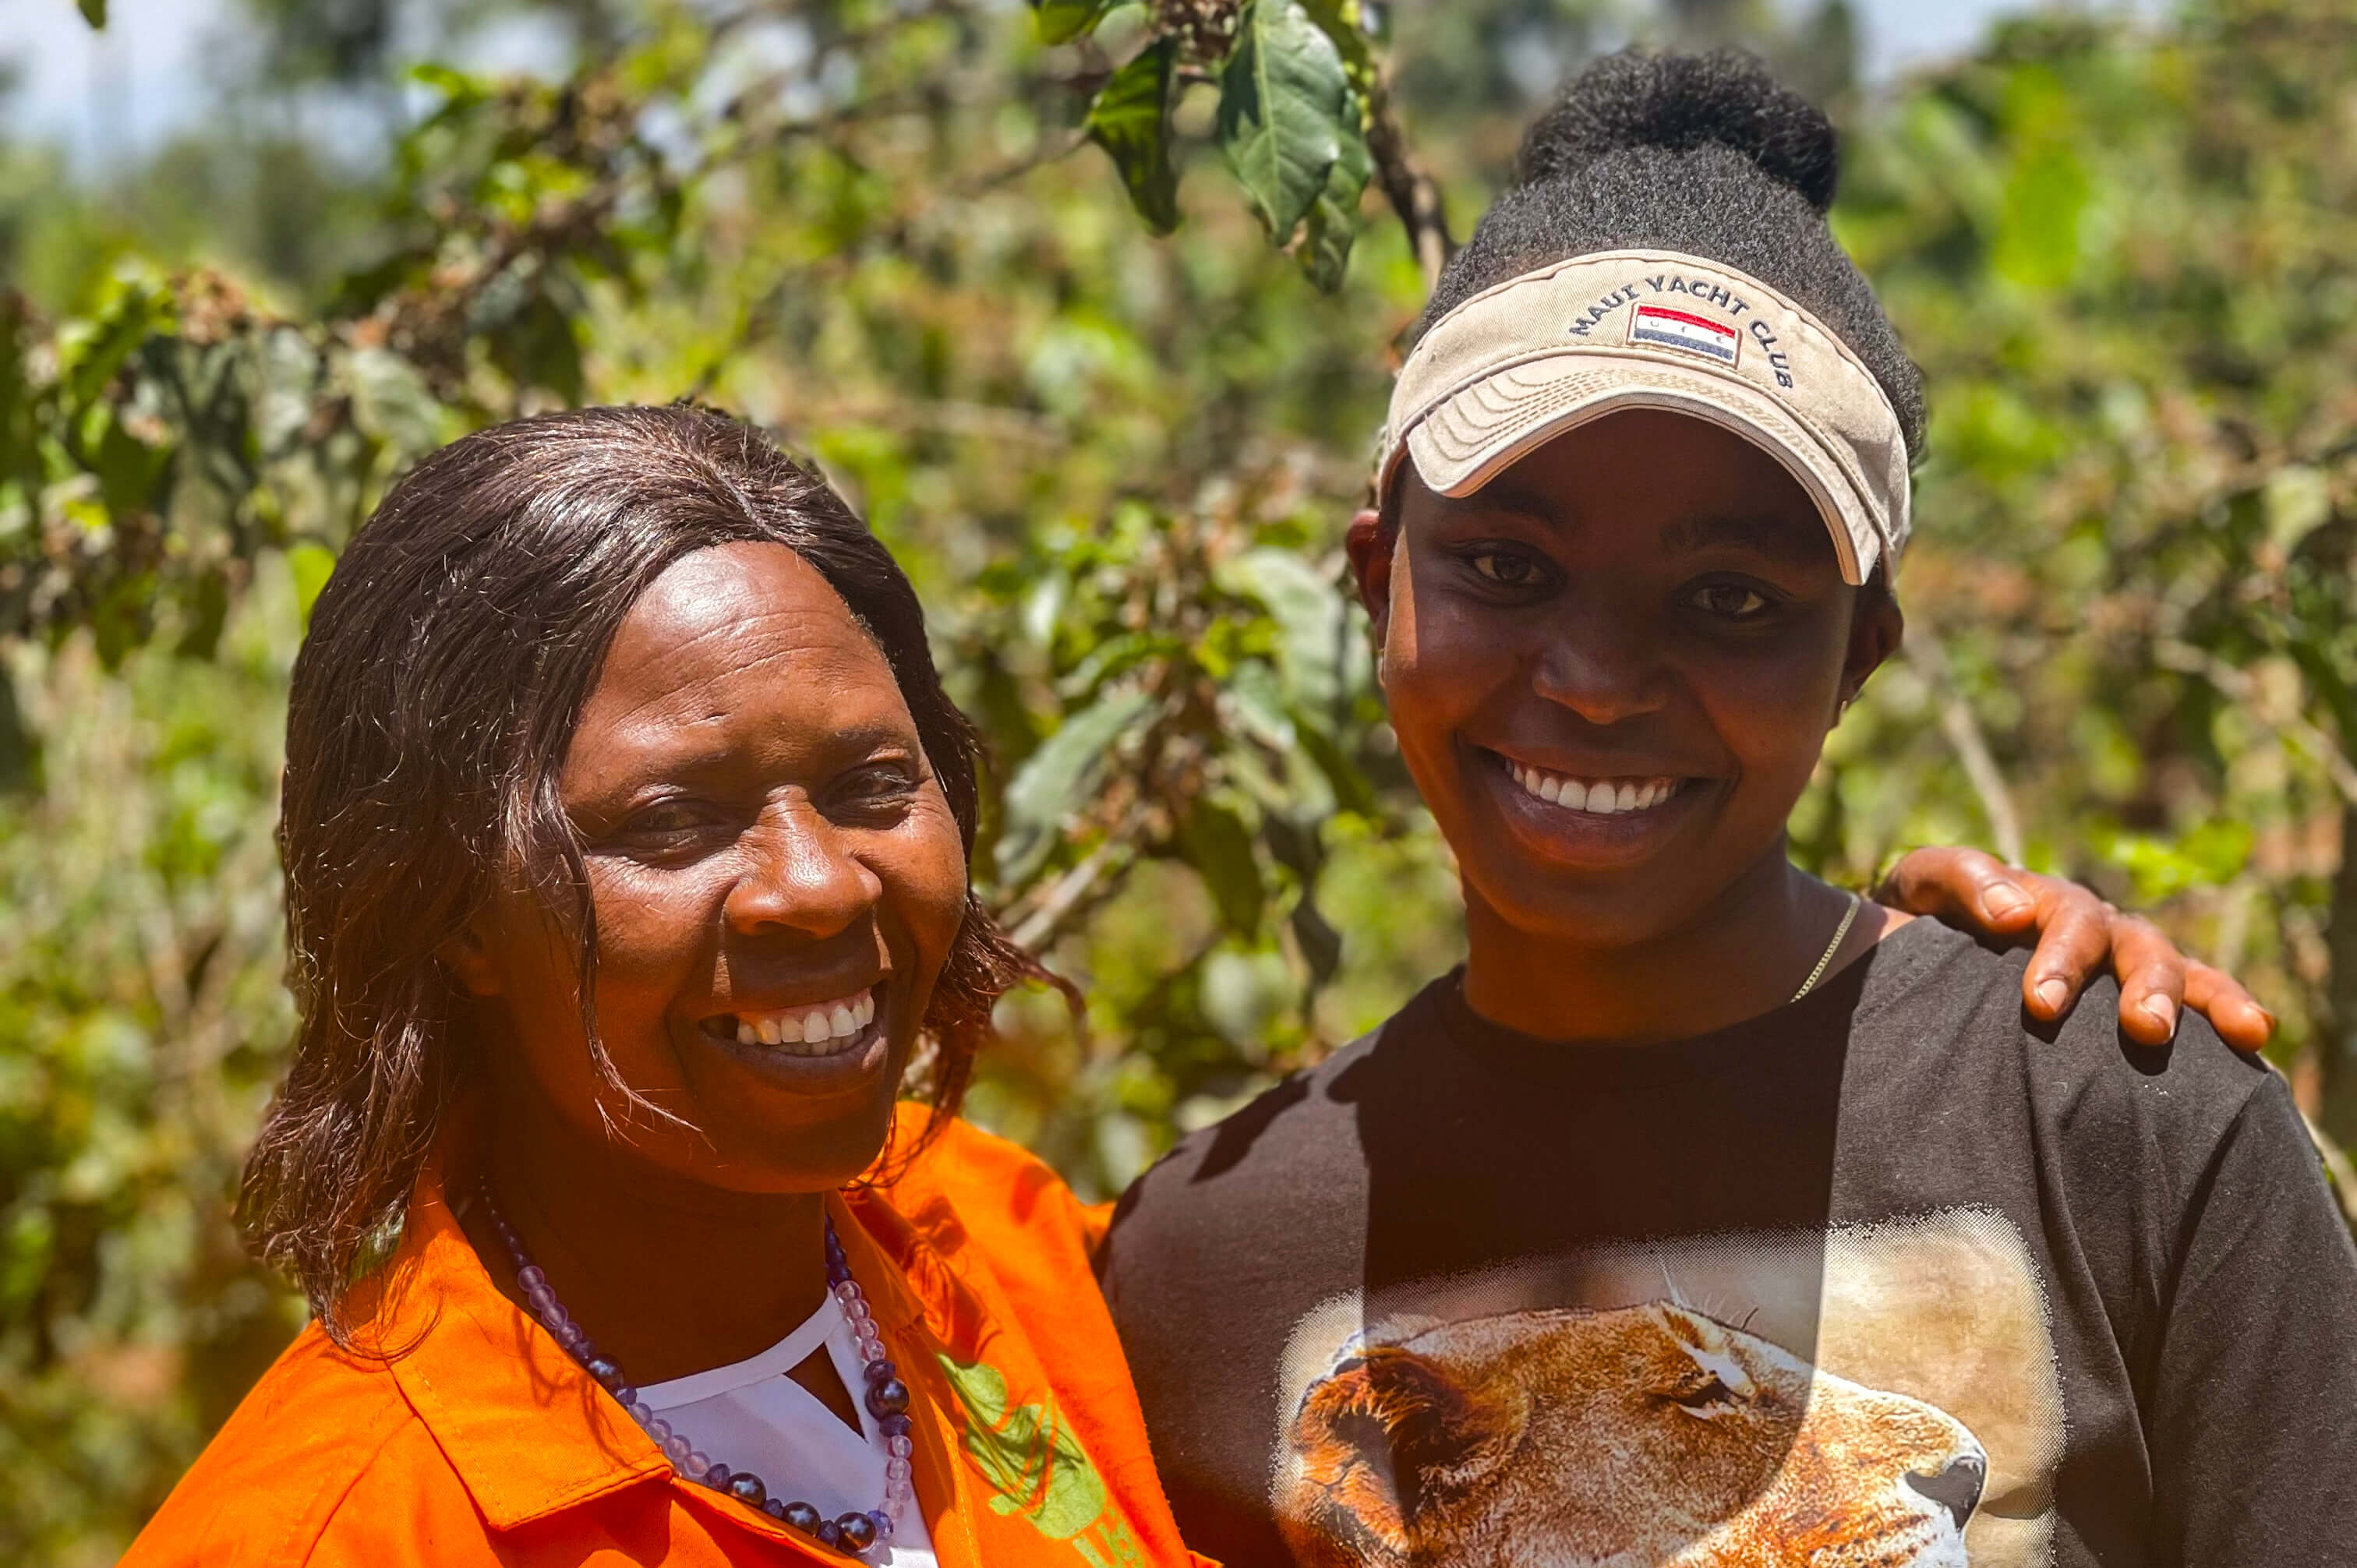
[478,1182,917,1557]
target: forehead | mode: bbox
[1405,409,1830,562]
[574,542,909,751]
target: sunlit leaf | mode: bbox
[1031,0,1116,45]
[1179,797,1264,935]
[287,542,337,629]
[1295,93,1372,290]
[1087,41,1181,237]
[995,687,1155,885]
[1216,0,1349,245]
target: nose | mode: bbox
[1528,602,1669,727]
[723,810,881,940]
[1903,1450,1986,1532]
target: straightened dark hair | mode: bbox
[241,403,1045,1340]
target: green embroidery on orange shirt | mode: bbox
[1071,1516,1147,1568]
[935,1351,1118,1546]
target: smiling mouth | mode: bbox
[1501,758,1690,817]
[701,987,878,1058]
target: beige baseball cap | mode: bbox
[1376,249,1912,584]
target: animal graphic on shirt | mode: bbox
[1274,1301,1988,1568]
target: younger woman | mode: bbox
[1100,51,2357,1568]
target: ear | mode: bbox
[1289,1344,1511,1552]
[1650,1304,1758,1409]
[1344,507,1396,656]
[436,915,505,998]
[1838,584,1904,718]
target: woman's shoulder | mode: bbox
[118,1322,468,1567]
[871,1101,1104,1269]
[1864,915,2277,1150]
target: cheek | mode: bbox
[1382,566,1519,740]
[1689,634,1845,785]
[581,860,721,984]
[876,789,972,982]
[473,878,693,1103]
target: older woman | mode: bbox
[121,404,2258,1567]
[123,406,1198,1567]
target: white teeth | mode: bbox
[1506,762,1680,818]
[724,987,879,1054]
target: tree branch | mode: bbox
[1903,620,2027,866]
[1362,69,1451,291]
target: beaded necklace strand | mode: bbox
[479,1183,915,1557]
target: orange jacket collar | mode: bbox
[351,1155,932,1538]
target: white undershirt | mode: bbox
[638,1290,938,1566]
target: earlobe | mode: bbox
[1344,507,1394,661]
[1839,589,1905,715]
[436,919,504,998]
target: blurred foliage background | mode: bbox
[5,0,2357,1559]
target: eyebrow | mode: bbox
[1658,514,1827,567]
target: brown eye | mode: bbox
[1690,583,1771,619]
[1471,552,1536,585]
[626,801,706,835]
[829,762,921,817]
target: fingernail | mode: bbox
[1984,884,2031,919]
[2145,998,2177,1033]
[2034,978,2068,1010]
[2260,1008,2279,1033]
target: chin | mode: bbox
[1472,877,1703,952]
[679,1036,915,1191]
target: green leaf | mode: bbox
[1032,0,1116,45]
[1289,894,1342,985]
[1087,41,1181,237]
[77,0,106,26]
[1216,0,1350,245]
[62,282,172,415]
[484,288,586,404]
[90,413,170,516]
[1295,94,1372,290]
[2264,465,2332,556]
[407,62,487,104]
[1179,798,1265,935]
[287,543,337,630]
[0,674,38,794]
[1219,547,1350,712]
[1299,0,1378,90]
[1991,140,2088,290]
[995,687,1156,886]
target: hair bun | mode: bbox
[1517,49,1839,215]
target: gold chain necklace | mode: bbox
[1790,892,1864,1003]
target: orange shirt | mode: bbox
[122,1107,1208,1568]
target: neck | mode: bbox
[464,1079,832,1387]
[1460,842,1870,1044]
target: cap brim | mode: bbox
[1390,354,1883,585]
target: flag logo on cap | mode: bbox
[1625,304,1741,367]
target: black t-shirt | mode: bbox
[1098,919,2357,1568]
